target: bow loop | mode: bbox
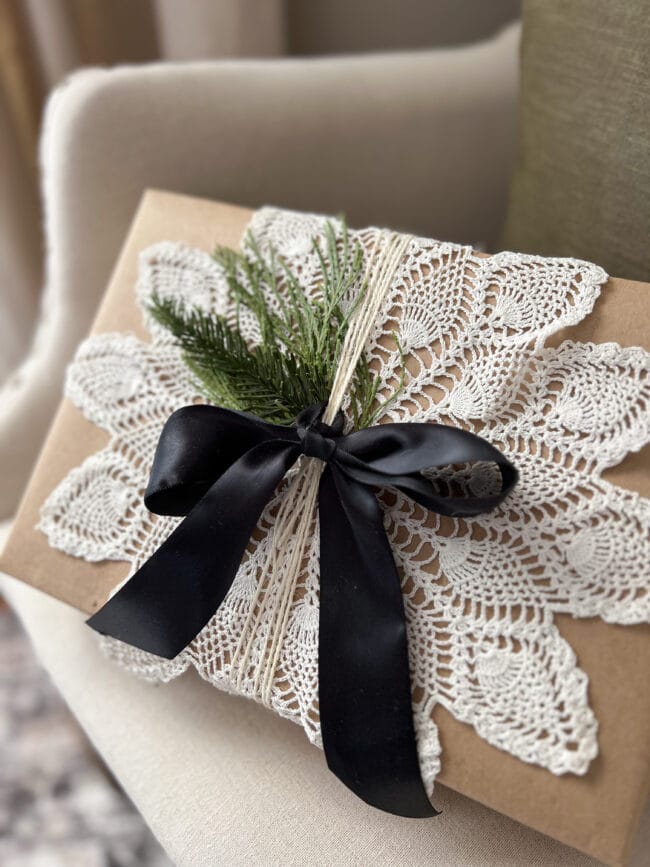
[143,405,286,516]
[335,422,516,515]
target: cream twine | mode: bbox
[230,229,412,704]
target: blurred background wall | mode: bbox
[0,0,520,386]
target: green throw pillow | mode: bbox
[502,0,650,281]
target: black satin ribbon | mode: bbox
[87,403,517,817]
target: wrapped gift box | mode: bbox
[1,190,648,865]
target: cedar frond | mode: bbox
[148,219,402,428]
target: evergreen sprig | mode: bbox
[149,220,402,429]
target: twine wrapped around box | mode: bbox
[231,229,415,705]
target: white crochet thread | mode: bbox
[39,208,650,796]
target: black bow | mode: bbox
[87,403,517,817]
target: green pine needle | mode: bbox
[148,219,403,429]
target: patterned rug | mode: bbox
[0,605,172,867]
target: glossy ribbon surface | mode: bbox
[88,403,517,817]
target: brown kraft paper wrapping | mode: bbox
[1,190,648,865]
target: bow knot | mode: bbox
[295,403,342,462]
[87,402,517,819]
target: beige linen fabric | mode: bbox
[0,23,521,518]
[3,557,648,866]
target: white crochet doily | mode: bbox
[39,208,650,796]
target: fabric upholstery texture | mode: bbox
[502,0,650,281]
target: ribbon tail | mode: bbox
[87,440,300,659]
[318,464,438,817]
